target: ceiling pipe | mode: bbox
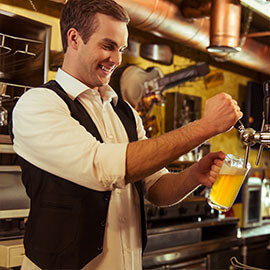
[207,0,242,53]
[49,0,270,75]
[118,0,270,75]
[180,0,212,18]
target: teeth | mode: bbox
[100,65,113,72]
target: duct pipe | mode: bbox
[49,0,270,75]
[115,0,270,75]
[207,0,242,53]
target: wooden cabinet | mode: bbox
[244,234,270,269]
[0,238,24,268]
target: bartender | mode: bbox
[11,0,242,269]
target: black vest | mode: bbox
[16,80,147,269]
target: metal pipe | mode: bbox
[115,0,270,75]
[207,0,242,53]
[49,0,270,75]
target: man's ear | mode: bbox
[67,28,82,50]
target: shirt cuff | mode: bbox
[144,167,169,193]
[95,142,128,190]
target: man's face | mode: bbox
[76,13,128,90]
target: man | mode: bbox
[12,0,242,269]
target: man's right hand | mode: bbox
[202,92,243,135]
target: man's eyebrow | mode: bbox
[101,38,127,49]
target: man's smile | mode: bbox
[98,64,115,76]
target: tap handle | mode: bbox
[255,144,264,166]
[263,81,270,126]
[243,145,250,169]
[234,119,245,133]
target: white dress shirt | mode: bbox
[13,68,168,270]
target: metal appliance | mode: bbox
[242,169,263,228]
[231,168,263,228]
[0,166,29,240]
[143,184,241,269]
[0,7,50,245]
[0,10,50,86]
[143,217,241,270]
[261,175,270,219]
[0,11,50,267]
[0,10,51,135]
[145,196,217,228]
[234,80,270,168]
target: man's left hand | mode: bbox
[193,151,226,187]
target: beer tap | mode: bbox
[234,80,270,168]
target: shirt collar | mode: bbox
[55,68,118,106]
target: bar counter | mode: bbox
[143,217,270,269]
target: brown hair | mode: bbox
[60,0,130,53]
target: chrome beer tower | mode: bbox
[235,81,270,168]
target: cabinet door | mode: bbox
[247,242,270,269]
[207,246,241,270]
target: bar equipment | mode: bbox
[0,84,8,127]
[0,11,51,269]
[0,10,50,135]
[234,80,270,167]
[231,168,263,228]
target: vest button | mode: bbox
[103,196,109,201]
[97,246,103,251]
[100,221,106,227]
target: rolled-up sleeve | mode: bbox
[12,88,128,191]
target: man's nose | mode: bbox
[110,51,122,66]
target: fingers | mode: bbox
[206,151,226,162]
[207,156,224,186]
[221,92,243,121]
[204,92,243,134]
[209,163,221,177]
[232,101,243,121]
[196,152,225,187]
[202,155,226,187]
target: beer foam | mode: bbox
[219,162,247,175]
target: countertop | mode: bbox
[240,220,270,240]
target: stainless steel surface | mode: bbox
[147,217,239,232]
[145,227,201,252]
[0,10,51,87]
[0,166,30,220]
[140,44,173,65]
[242,175,262,228]
[144,257,207,269]
[0,10,51,135]
[144,217,239,267]
[235,81,270,167]
[143,236,242,268]
[143,219,270,269]
[145,196,211,223]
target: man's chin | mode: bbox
[99,77,111,86]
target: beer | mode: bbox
[208,154,250,212]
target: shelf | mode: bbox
[0,135,12,145]
[0,143,15,154]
